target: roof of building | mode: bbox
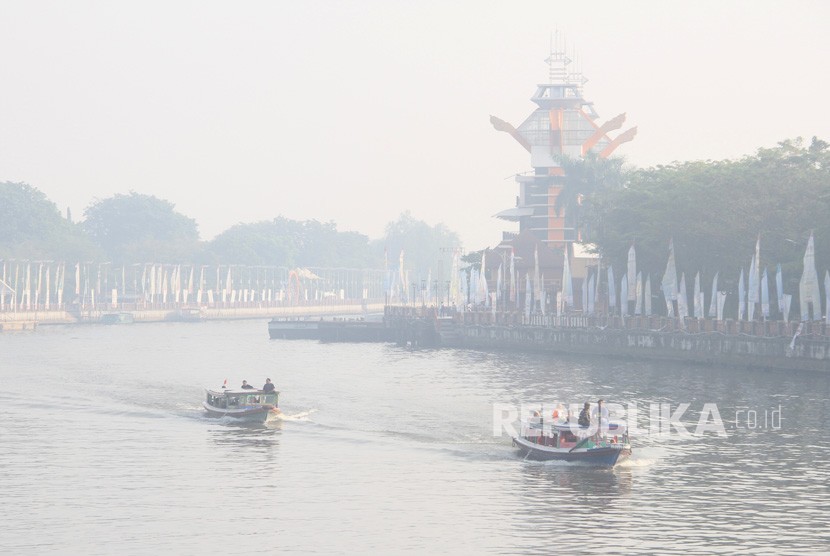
[493,207,535,221]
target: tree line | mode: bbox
[0,184,460,274]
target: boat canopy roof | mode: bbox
[525,419,628,435]
[205,387,277,395]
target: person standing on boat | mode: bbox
[592,399,610,424]
[262,378,276,393]
[578,402,591,427]
[241,380,255,390]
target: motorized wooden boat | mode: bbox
[513,414,631,467]
[167,307,204,322]
[101,312,135,324]
[203,387,280,423]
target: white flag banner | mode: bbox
[716,291,727,321]
[607,266,616,309]
[738,268,746,321]
[826,271,830,324]
[496,263,503,309]
[620,275,628,316]
[562,255,573,307]
[748,253,757,321]
[693,272,701,318]
[776,264,784,317]
[634,271,643,315]
[627,245,637,302]
[44,264,50,310]
[533,246,541,310]
[677,273,688,319]
[799,234,820,321]
[708,272,719,318]
[479,252,488,307]
[661,239,677,316]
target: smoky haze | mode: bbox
[1,1,827,250]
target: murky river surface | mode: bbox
[1,320,828,554]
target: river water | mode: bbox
[1,320,828,554]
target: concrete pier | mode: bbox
[1,300,385,328]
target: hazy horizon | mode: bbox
[2,1,828,250]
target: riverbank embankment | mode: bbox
[384,307,830,373]
[0,300,385,329]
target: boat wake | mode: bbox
[274,409,317,422]
[616,458,656,468]
[615,451,660,468]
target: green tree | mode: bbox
[204,221,295,266]
[82,192,200,263]
[373,211,461,282]
[553,152,626,246]
[0,181,99,260]
[204,217,376,268]
[586,137,830,308]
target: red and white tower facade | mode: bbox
[492,44,636,250]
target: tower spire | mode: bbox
[545,30,571,85]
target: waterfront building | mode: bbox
[491,44,636,253]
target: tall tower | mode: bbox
[492,43,636,249]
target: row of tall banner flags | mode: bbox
[0,262,375,310]
[449,232,827,322]
[659,233,825,322]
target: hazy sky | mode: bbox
[2,1,828,250]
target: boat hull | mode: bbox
[203,403,276,423]
[512,436,631,467]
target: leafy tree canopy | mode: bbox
[374,211,462,282]
[82,192,200,263]
[554,152,625,216]
[586,137,830,290]
[0,181,99,260]
[205,217,375,268]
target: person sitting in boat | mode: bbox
[262,378,276,393]
[578,402,591,427]
[241,380,255,390]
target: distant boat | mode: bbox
[166,307,204,322]
[512,413,631,467]
[101,312,135,325]
[203,387,280,423]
